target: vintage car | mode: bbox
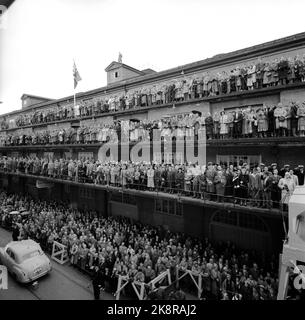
[0,239,52,283]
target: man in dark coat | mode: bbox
[295,165,305,186]
[279,164,290,178]
[233,109,243,138]
[290,102,299,137]
[268,106,276,137]
[239,167,249,206]
[154,165,162,191]
[205,113,214,140]
[92,266,102,300]
[12,223,20,241]
[167,165,176,193]
[271,169,281,208]
[176,167,185,194]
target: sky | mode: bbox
[0,0,305,115]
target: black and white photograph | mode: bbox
[0,0,305,313]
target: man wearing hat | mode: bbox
[279,164,290,178]
[205,162,216,200]
[176,167,185,194]
[269,163,277,173]
[92,265,102,300]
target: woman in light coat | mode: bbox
[278,172,296,210]
[147,166,155,190]
[219,111,228,139]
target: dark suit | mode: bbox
[233,112,243,138]
[92,269,102,300]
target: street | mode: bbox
[0,227,115,300]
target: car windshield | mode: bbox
[19,250,41,263]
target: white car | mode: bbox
[0,239,52,283]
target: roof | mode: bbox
[9,239,40,257]
[105,61,145,75]
[2,31,305,118]
[141,68,157,75]
[21,94,54,102]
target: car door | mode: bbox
[4,248,16,271]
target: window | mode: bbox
[216,155,261,168]
[114,71,119,78]
[109,192,136,205]
[155,199,183,216]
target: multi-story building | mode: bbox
[2,32,305,257]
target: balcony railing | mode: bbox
[0,169,286,217]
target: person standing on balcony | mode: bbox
[262,171,273,209]
[288,101,298,137]
[270,168,281,208]
[227,111,234,139]
[176,167,185,195]
[204,73,212,97]
[274,103,288,137]
[278,57,289,86]
[239,166,249,206]
[255,58,264,89]
[205,112,214,140]
[214,167,226,202]
[249,167,260,207]
[205,162,216,200]
[147,165,155,191]
[297,101,305,137]
[219,111,228,139]
[235,66,242,92]
[233,108,242,138]
[278,172,296,211]
[213,111,220,139]
[257,106,268,138]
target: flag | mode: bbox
[73,61,82,89]
[118,52,122,63]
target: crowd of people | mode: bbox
[0,190,280,300]
[2,100,305,146]
[1,155,304,210]
[1,54,305,132]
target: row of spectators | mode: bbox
[1,55,305,131]
[2,101,305,146]
[0,190,279,300]
[1,156,304,209]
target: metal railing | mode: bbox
[0,167,286,214]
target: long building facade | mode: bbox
[2,32,305,258]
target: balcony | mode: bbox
[0,135,305,151]
[1,80,305,133]
[0,170,286,219]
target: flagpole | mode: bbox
[73,59,76,110]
